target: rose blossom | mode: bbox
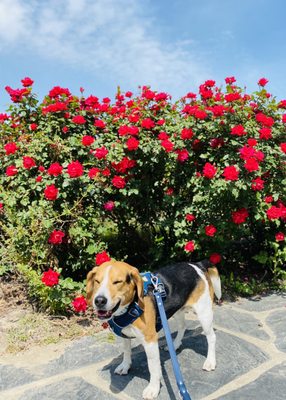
[44,184,58,200]
[203,163,217,179]
[244,158,259,172]
[23,156,36,169]
[104,201,115,211]
[48,230,65,244]
[205,225,217,237]
[4,142,18,155]
[184,241,195,252]
[72,115,86,124]
[275,232,285,242]
[266,206,282,220]
[112,176,126,189]
[126,137,139,151]
[21,77,34,87]
[95,251,111,265]
[232,208,249,224]
[47,162,63,176]
[88,167,100,179]
[280,143,286,153]
[67,161,84,178]
[176,149,189,163]
[41,269,60,287]
[258,78,268,86]
[93,147,109,159]
[251,177,264,191]
[72,296,87,313]
[6,165,18,176]
[186,213,195,222]
[209,253,221,264]
[222,166,239,181]
[82,135,95,146]
[181,128,193,140]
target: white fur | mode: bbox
[189,263,216,370]
[210,274,222,300]
[94,265,112,308]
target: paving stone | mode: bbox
[219,361,286,400]
[214,306,270,340]
[41,336,120,376]
[266,310,286,352]
[99,330,268,399]
[0,364,37,391]
[235,293,286,312]
[19,377,118,400]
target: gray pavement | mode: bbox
[1,294,286,399]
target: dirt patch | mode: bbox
[0,274,102,356]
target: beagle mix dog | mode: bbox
[86,260,221,399]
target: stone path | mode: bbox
[1,294,285,399]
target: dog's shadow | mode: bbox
[102,328,208,399]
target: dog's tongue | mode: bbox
[97,310,112,319]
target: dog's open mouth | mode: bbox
[96,301,120,320]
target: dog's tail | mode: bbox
[208,266,222,300]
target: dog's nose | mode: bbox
[94,296,108,308]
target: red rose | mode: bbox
[266,206,282,220]
[29,123,38,131]
[223,165,239,181]
[72,115,86,124]
[194,109,207,119]
[67,161,84,178]
[258,78,268,86]
[102,168,111,176]
[4,142,18,155]
[39,166,45,172]
[158,132,169,140]
[186,213,195,222]
[239,146,255,160]
[104,201,115,211]
[275,232,285,242]
[41,269,60,287]
[247,138,257,147]
[161,139,174,152]
[95,251,111,265]
[232,208,249,224]
[259,128,272,140]
[184,241,195,252]
[48,230,65,244]
[82,135,95,146]
[209,253,221,264]
[126,137,139,151]
[231,125,247,136]
[264,195,273,203]
[251,177,264,191]
[72,296,87,313]
[280,143,286,153]
[21,77,34,87]
[181,128,193,140]
[282,114,286,124]
[62,126,69,133]
[94,119,106,129]
[244,158,259,172]
[36,176,43,182]
[47,162,63,176]
[44,184,58,200]
[205,225,217,237]
[112,176,126,189]
[225,76,236,84]
[255,113,274,127]
[141,118,155,129]
[176,149,189,163]
[6,165,18,176]
[93,147,109,159]
[203,163,217,179]
[88,167,100,179]
[125,91,133,97]
[165,188,174,196]
[23,156,36,169]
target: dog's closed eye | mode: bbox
[113,280,123,285]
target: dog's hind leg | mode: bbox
[193,294,216,371]
[114,338,132,375]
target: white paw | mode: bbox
[114,362,130,375]
[142,383,160,399]
[203,359,216,371]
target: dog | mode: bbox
[86,259,221,399]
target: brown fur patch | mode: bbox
[132,296,158,343]
[185,278,206,307]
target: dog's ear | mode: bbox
[131,267,144,310]
[86,267,97,305]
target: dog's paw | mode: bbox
[202,359,216,371]
[114,362,130,375]
[142,384,160,399]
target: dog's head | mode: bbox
[86,260,144,320]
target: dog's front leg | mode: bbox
[114,338,132,375]
[142,339,161,399]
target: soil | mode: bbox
[0,273,102,356]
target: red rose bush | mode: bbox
[0,77,285,311]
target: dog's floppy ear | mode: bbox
[131,267,144,310]
[86,267,97,305]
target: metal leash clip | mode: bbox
[151,274,167,298]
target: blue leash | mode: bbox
[151,275,192,400]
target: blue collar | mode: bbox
[107,272,166,337]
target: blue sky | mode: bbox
[0,0,286,110]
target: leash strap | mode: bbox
[152,275,192,400]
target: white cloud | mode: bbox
[0,0,211,96]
